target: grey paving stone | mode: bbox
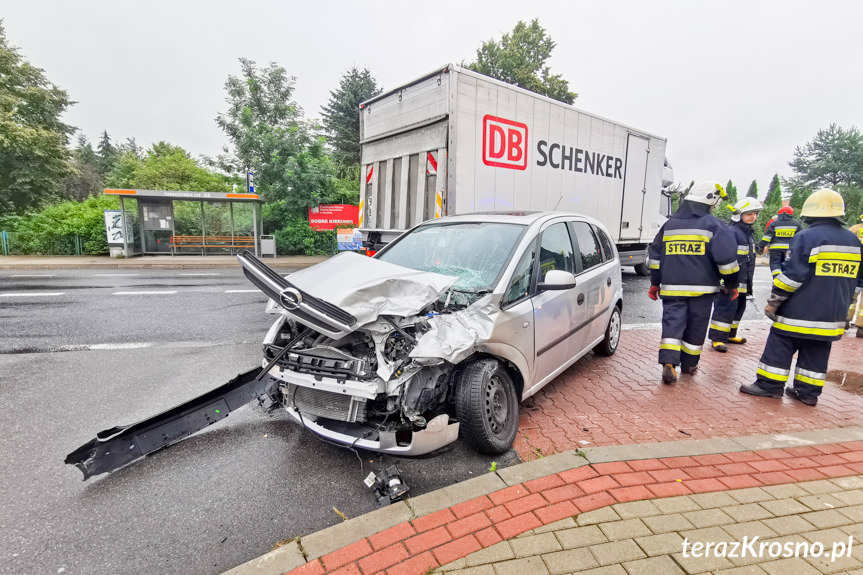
[573,565,628,575]
[438,564,494,575]
[672,550,735,574]
[798,494,847,511]
[582,438,743,463]
[760,557,822,575]
[688,492,739,509]
[803,553,863,574]
[712,566,769,575]
[597,519,652,542]
[464,541,514,567]
[621,554,685,575]
[762,515,817,536]
[437,557,467,571]
[496,451,587,486]
[556,525,609,549]
[839,522,863,541]
[727,487,776,505]
[680,526,734,545]
[759,498,812,517]
[760,484,809,499]
[494,556,550,575]
[642,513,696,534]
[577,507,622,526]
[611,500,662,519]
[683,508,736,528]
[407,473,506,518]
[299,500,412,559]
[830,476,863,490]
[633,532,685,556]
[722,520,778,540]
[540,547,599,575]
[798,480,844,495]
[726,535,808,568]
[533,517,577,534]
[838,504,863,523]
[804,509,854,529]
[724,504,774,523]
[800,527,853,546]
[588,540,646,566]
[511,533,562,558]
[834,489,863,506]
[653,496,701,514]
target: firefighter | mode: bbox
[648,180,740,383]
[849,213,863,338]
[741,189,863,405]
[709,198,763,351]
[758,206,803,277]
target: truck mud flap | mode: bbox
[65,366,272,480]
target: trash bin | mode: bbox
[260,235,276,258]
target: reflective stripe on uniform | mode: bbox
[774,273,802,292]
[710,321,731,332]
[648,258,660,270]
[731,322,740,329]
[772,315,846,338]
[771,269,781,276]
[660,338,682,351]
[718,261,740,274]
[738,287,748,294]
[762,235,772,243]
[809,245,862,263]
[660,284,720,297]
[663,229,714,242]
[737,244,749,255]
[769,243,791,250]
[794,367,826,387]
[757,362,790,381]
[681,341,702,355]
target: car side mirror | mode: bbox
[538,270,577,291]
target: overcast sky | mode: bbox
[3,0,862,196]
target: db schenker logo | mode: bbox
[482,115,528,170]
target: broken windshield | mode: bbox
[377,222,525,292]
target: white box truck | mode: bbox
[358,64,674,274]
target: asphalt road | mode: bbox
[0,265,775,575]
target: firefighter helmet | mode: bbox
[800,188,845,218]
[685,180,727,206]
[778,205,794,215]
[731,198,764,222]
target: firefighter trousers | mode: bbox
[754,331,832,403]
[849,291,863,328]
[659,294,715,368]
[708,291,746,343]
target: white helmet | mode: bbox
[731,197,763,222]
[685,179,727,206]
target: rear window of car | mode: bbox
[592,224,616,262]
[570,222,603,272]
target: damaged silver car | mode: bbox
[242,211,623,456]
[65,212,622,480]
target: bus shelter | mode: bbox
[103,188,265,257]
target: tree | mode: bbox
[764,173,782,208]
[789,124,863,188]
[746,180,758,198]
[96,130,118,175]
[62,135,103,201]
[466,19,577,104]
[106,141,231,193]
[0,21,76,214]
[725,180,738,204]
[321,67,382,170]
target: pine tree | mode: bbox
[96,131,118,175]
[746,180,758,198]
[725,180,738,204]
[320,67,382,169]
[764,174,782,208]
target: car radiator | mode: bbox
[284,384,367,423]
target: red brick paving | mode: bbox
[284,441,863,575]
[516,326,863,460]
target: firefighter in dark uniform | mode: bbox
[759,206,804,277]
[648,180,740,383]
[709,198,763,351]
[848,214,863,338]
[741,189,863,405]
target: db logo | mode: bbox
[482,115,528,170]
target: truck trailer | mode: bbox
[358,64,674,273]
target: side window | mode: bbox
[593,224,615,262]
[538,223,575,282]
[503,241,536,306]
[571,222,603,272]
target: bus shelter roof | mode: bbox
[104,189,262,202]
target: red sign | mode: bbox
[482,115,528,170]
[308,204,359,230]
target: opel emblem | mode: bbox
[280,288,303,310]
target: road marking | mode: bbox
[0,292,65,297]
[88,342,154,350]
[225,289,261,293]
[113,291,178,295]
[93,273,141,277]
[179,273,220,276]
[11,274,56,278]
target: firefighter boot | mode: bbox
[728,336,747,345]
[857,326,863,339]
[681,365,698,375]
[662,364,677,384]
[739,383,784,399]
[785,387,818,406]
[712,341,727,353]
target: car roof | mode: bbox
[425,211,591,226]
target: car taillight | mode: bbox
[365,249,376,257]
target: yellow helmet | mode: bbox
[800,188,845,218]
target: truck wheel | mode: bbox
[455,359,518,454]
[594,305,621,356]
[634,262,650,276]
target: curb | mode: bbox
[222,426,863,575]
[0,256,330,270]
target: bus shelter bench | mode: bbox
[169,235,256,255]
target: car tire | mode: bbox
[455,359,519,454]
[633,262,650,276]
[594,305,621,356]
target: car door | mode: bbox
[530,220,585,388]
[569,221,614,349]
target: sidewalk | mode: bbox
[223,326,863,575]
[0,254,330,270]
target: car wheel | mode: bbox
[594,305,621,356]
[633,262,650,276]
[455,359,519,454]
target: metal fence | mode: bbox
[0,231,87,256]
